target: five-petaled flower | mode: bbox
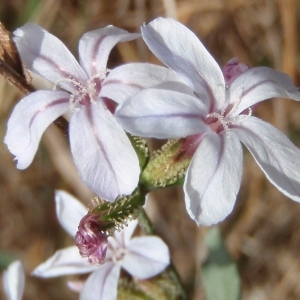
[116,17,300,226]
[4,23,182,201]
[32,190,170,300]
[3,261,25,300]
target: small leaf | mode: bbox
[202,227,241,300]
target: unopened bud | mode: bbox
[222,57,249,86]
[75,213,108,265]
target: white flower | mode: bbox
[116,17,300,226]
[4,23,181,201]
[3,261,25,300]
[32,190,170,300]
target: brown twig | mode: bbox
[0,57,35,94]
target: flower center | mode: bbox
[206,107,253,134]
[69,76,102,111]
[53,73,105,111]
[112,247,127,263]
[206,112,229,134]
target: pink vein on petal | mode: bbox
[238,79,275,102]
[85,106,120,194]
[38,54,85,88]
[118,112,201,120]
[194,134,225,217]
[29,98,69,129]
[90,36,106,75]
[193,67,217,113]
[167,53,217,112]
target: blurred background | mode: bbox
[0,0,300,299]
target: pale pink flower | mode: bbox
[116,17,300,226]
[3,261,25,300]
[33,191,170,300]
[4,23,181,201]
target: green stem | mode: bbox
[138,209,188,300]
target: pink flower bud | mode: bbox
[222,57,249,85]
[75,213,108,265]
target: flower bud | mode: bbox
[75,213,108,265]
[222,57,249,86]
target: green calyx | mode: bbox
[128,134,149,170]
[90,188,146,235]
[140,139,191,190]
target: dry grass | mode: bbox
[0,0,299,299]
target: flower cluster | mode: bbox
[6,18,300,227]
[3,16,300,299]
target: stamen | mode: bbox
[207,112,230,131]
[226,97,241,116]
[234,107,252,123]
[52,76,85,91]
[53,71,109,112]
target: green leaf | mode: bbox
[202,227,241,300]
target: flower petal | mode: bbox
[227,67,300,116]
[113,220,138,247]
[14,23,87,92]
[55,190,87,237]
[122,236,170,280]
[115,88,209,139]
[233,116,300,202]
[184,131,243,226]
[69,102,139,201]
[79,26,140,77]
[3,261,25,300]
[141,17,225,110]
[79,263,121,300]
[101,63,184,104]
[4,90,69,169]
[32,246,97,278]
[66,280,84,293]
